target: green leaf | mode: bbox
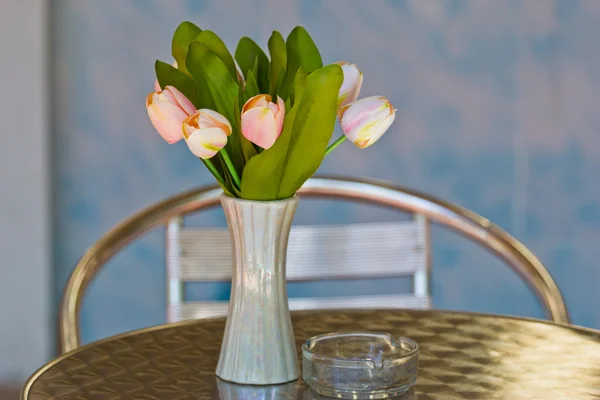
[171,22,202,74]
[186,43,237,120]
[241,104,298,200]
[290,67,307,107]
[250,56,260,86]
[240,135,258,163]
[234,37,270,94]
[155,60,200,107]
[193,30,237,79]
[221,158,241,197]
[279,26,323,100]
[186,42,244,171]
[243,70,260,99]
[241,64,343,200]
[201,158,234,196]
[268,31,287,97]
[221,166,237,197]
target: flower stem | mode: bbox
[325,136,347,156]
[201,158,226,187]
[220,148,242,189]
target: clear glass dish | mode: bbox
[302,332,418,399]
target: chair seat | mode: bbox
[169,294,432,320]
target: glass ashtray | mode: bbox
[302,332,418,399]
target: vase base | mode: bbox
[215,373,300,386]
[216,377,301,399]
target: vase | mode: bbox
[216,194,300,385]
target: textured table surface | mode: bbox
[23,310,600,400]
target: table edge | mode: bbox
[21,308,600,399]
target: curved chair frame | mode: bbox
[59,177,569,353]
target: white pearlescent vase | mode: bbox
[216,194,300,385]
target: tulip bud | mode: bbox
[335,61,363,108]
[154,60,178,92]
[146,86,196,144]
[339,96,396,149]
[182,109,232,159]
[241,94,285,149]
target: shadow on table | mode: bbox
[216,378,416,399]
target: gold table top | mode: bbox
[23,310,600,400]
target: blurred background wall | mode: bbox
[50,0,600,348]
[0,0,50,384]
[3,0,583,382]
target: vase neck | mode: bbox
[221,195,299,274]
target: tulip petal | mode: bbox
[147,102,188,143]
[241,107,278,149]
[339,96,396,149]
[338,67,362,107]
[368,112,396,146]
[145,92,156,108]
[164,85,197,115]
[339,65,361,93]
[243,94,272,113]
[181,114,196,139]
[267,102,279,115]
[351,112,396,148]
[335,62,363,108]
[344,72,363,106]
[339,96,390,133]
[197,108,233,135]
[185,127,228,159]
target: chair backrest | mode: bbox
[166,217,430,321]
[60,176,569,354]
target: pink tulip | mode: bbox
[335,62,363,108]
[154,60,178,92]
[241,94,285,149]
[339,96,396,149]
[146,86,196,144]
[182,109,232,159]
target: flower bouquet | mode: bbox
[146,22,396,385]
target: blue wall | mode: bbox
[52,0,600,343]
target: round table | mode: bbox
[23,310,600,400]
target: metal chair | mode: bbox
[59,177,569,353]
[168,216,429,321]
